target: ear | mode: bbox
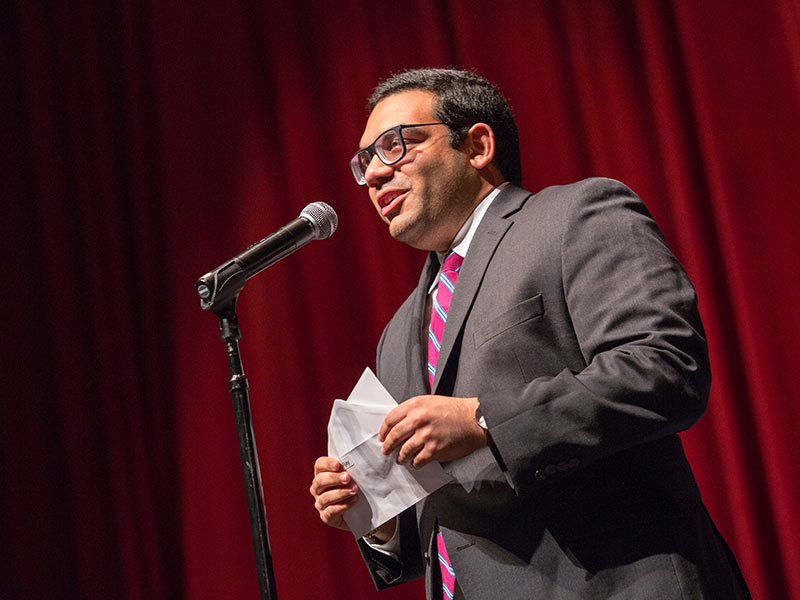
[465,122,496,170]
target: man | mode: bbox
[310,68,749,599]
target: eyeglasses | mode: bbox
[349,123,447,185]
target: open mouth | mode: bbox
[378,190,407,217]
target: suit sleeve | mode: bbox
[356,507,424,590]
[479,178,711,495]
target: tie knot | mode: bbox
[442,252,463,275]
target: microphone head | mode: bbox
[300,201,338,240]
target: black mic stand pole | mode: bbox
[195,203,337,599]
[197,264,277,599]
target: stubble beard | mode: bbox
[388,179,475,252]
[385,150,479,251]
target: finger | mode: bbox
[379,400,413,442]
[316,484,359,511]
[321,496,357,518]
[310,470,353,497]
[410,445,434,469]
[396,433,425,465]
[314,456,342,476]
[319,494,358,525]
[381,417,416,455]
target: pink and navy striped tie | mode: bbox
[427,250,463,599]
[437,532,456,599]
[427,251,464,391]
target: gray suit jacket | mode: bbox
[359,179,749,599]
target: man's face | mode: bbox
[358,90,482,252]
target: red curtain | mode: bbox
[3,1,799,598]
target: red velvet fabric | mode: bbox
[3,1,799,598]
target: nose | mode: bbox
[363,153,394,187]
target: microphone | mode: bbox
[195,201,338,311]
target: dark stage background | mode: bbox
[3,1,799,599]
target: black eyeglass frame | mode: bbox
[349,122,447,185]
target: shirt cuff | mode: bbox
[362,518,401,558]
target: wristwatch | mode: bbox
[475,401,507,470]
[364,528,384,545]
[475,401,489,437]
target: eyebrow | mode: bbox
[358,122,436,150]
[358,124,400,150]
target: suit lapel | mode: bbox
[431,185,532,393]
[406,252,440,396]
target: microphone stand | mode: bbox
[203,291,277,599]
[194,202,336,599]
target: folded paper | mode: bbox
[327,368,452,538]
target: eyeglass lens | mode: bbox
[351,127,405,184]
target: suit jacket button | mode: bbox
[423,551,430,563]
[535,469,546,481]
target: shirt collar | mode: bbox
[440,182,508,262]
[428,182,508,294]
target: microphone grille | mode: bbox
[300,201,338,240]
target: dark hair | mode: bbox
[368,68,522,186]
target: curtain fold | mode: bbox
[3,1,798,598]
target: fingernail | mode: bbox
[339,473,349,483]
[348,486,358,495]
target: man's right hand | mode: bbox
[309,457,359,531]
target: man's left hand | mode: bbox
[379,395,486,468]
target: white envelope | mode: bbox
[327,368,452,539]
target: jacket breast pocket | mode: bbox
[473,294,544,348]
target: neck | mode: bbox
[477,163,508,190]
